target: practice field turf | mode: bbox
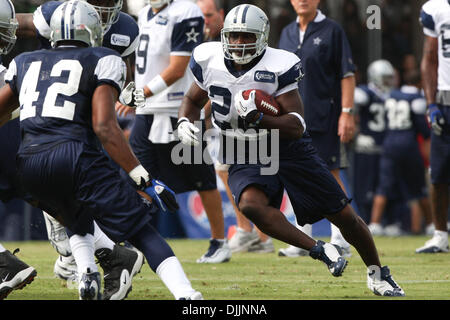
[2,236,449,300]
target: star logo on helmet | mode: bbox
[186,28,199,43]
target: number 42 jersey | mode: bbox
[5,47,126,151]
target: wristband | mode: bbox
[146,74,168,95]
[129,164,150,185]
[289,112,306,133]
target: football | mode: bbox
[242,89,281,116]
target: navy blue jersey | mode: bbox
[278,11,356,133]
[354,84,387,149]
[33,1,139,57]
[383,86,430,154]
[5,46,126,152]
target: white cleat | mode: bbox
[368,223,384,236]
[309,240,348,277]
[197,239,232,263]
[178,291,204,300]
[278,245,309,257]
[367,265,405,297]
[54,255,78,283]
[415,234,449,253]
[228,228,260,253]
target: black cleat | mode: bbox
[0,249,37,300]
[95,245,144,300]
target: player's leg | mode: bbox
[324,205,405,296]
[67,223,101,300]
[238,186,347,277]
[217,168,260,253]
[127,222,202,300]
[416,130,449,253]
[329,168,351,255]
[0,243,37,300]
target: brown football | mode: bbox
[242,89,281,116]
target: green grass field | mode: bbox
[2,236,449,300]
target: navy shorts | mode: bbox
[309,130,347,170]
[377,146,427,200]
[0,119,31,203]
[16,141,156,242]
[429,105,450,184]
[129,114,217,193]
[227,139,349,226]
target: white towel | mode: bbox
[148,113,177,144]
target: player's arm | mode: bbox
[338,75,356,143]
[143,55,191,97]
[421,35,438,106]
[92,84,141,174]
[16,13,37,38]
[253,89,305,139]
[0,84,19,127]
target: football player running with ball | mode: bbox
[177,4,405,297]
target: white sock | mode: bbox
[435,230,449,241]
[156,256,195,300]
[0,244,6,253]
[93,222,114,251]
[330,223,350,248]
[69,234,98,276]
[297,223,312,237]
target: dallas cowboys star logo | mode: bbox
[313,37,322,46]
[186,28,199,43]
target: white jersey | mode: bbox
[421,0,450,91]
[190,42,302,139]
[135,0,204,116]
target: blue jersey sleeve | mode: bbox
[171,16,204,53]
[277,61,303,91]
[189,54,204,85]
[420,9,436,32]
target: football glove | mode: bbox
[175,117,200,146]
[427,103,445,135]
[143,179,179,213]
[235,89,258,122]
[118,82,145,108]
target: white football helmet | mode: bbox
[367,59,395,93]
[0,0,18,55]
[50,1,103,48]
[146,0,171,9]
[221,4,269,65]
[82,0,123,30]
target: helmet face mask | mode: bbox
[367,60,396,94]
[51,1,104,48]
[221,4,269,65]
[0,0,18,55]
[146,0,171,9]
[83,0,123,30]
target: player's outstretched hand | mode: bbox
[428,103,445,135]
[175,117,200,146]
[119,81,145,108]
[144,179,179,213]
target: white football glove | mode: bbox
[118,82,145,108]
[235,89,258,121]
[175,117,200,146]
